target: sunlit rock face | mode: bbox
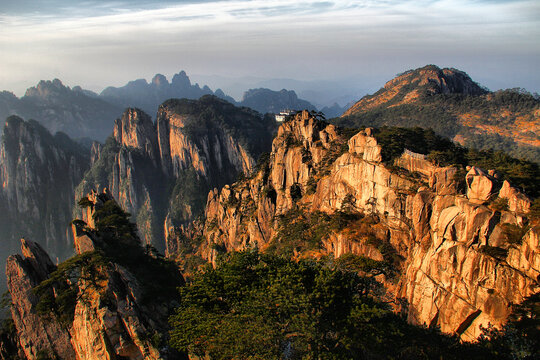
[7,193,185,360]
[77,95,275,251]
[339,65,540,164]
[6,239,75,360]
[179,110,539,341]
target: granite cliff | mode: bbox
[76,96,275,252]
[173,110,539,340]
[6,191,184,360]
[336,65,540,163]
[0,116,89,269]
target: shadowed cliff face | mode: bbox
[0,116,90,269]
[76,96,276,252]
[173,110,539,341]
[6,192,185,360]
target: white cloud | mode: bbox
[0,0,539,94]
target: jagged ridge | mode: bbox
[173,110,539,340]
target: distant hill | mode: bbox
[239,88,316,114]
[0,80,122,141]
[1,72,313,141]
[100,71,236,116]
[320,102,347,118]
[334,65,540,162]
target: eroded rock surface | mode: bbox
[76,96,274,251]
[7,193,184,360]
[175,111,539,341]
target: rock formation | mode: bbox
[174,111,539,340]
[6,192,184,360]
[76,96,275,252]
[0,116,90,266]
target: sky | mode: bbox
[0,0,539,101]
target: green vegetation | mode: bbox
[169,251,529,359]
[167,168,209,226]
[0,293,20,360]
[477,292,540,358]
[365,127,540,199]
[33,252,108,326]
[489,198,509,212]
[34,199,184,325]
[332,88,540,163]
[269,209,362,256]
[334,253,393,277]
[500,223,529,246]
[88,199,184,304]
[372,127,456,164]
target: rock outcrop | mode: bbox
[176,111,539,340]
[7,193,184,360]
[76,96,275,252]
[6,239,75,359]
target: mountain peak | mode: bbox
[24,78,70,99]
[171,70,191,88]
[344,65,487,116]
[152,73,168,87]
[388,65,486,96]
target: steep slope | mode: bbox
[173,111,539,340]
[100,71,235,117]
[6,192,184,360]
[239,88,316,114]
[76,96,276,252]
[335,65,540,162]
[1,79,123,141]
[0,116,90,264]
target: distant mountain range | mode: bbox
[0,71,330,141]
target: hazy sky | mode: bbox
[1,0,539,97]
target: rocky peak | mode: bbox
[178,111,539,341]
[78,96,273,251]
[156,96,259,179]
[171,70,191,89]
[240,88,316,114]
[20,238,56,281]
[113,108,158,159]
[387,65,487,96]
[90,141,101,165]
[343,65,488,116]
[24,79,69,100]
[6,239,75,360]
[0,116,89,259]
[7,194,184,360]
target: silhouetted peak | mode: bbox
[171,70,191,88]
[152,74,168,87]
